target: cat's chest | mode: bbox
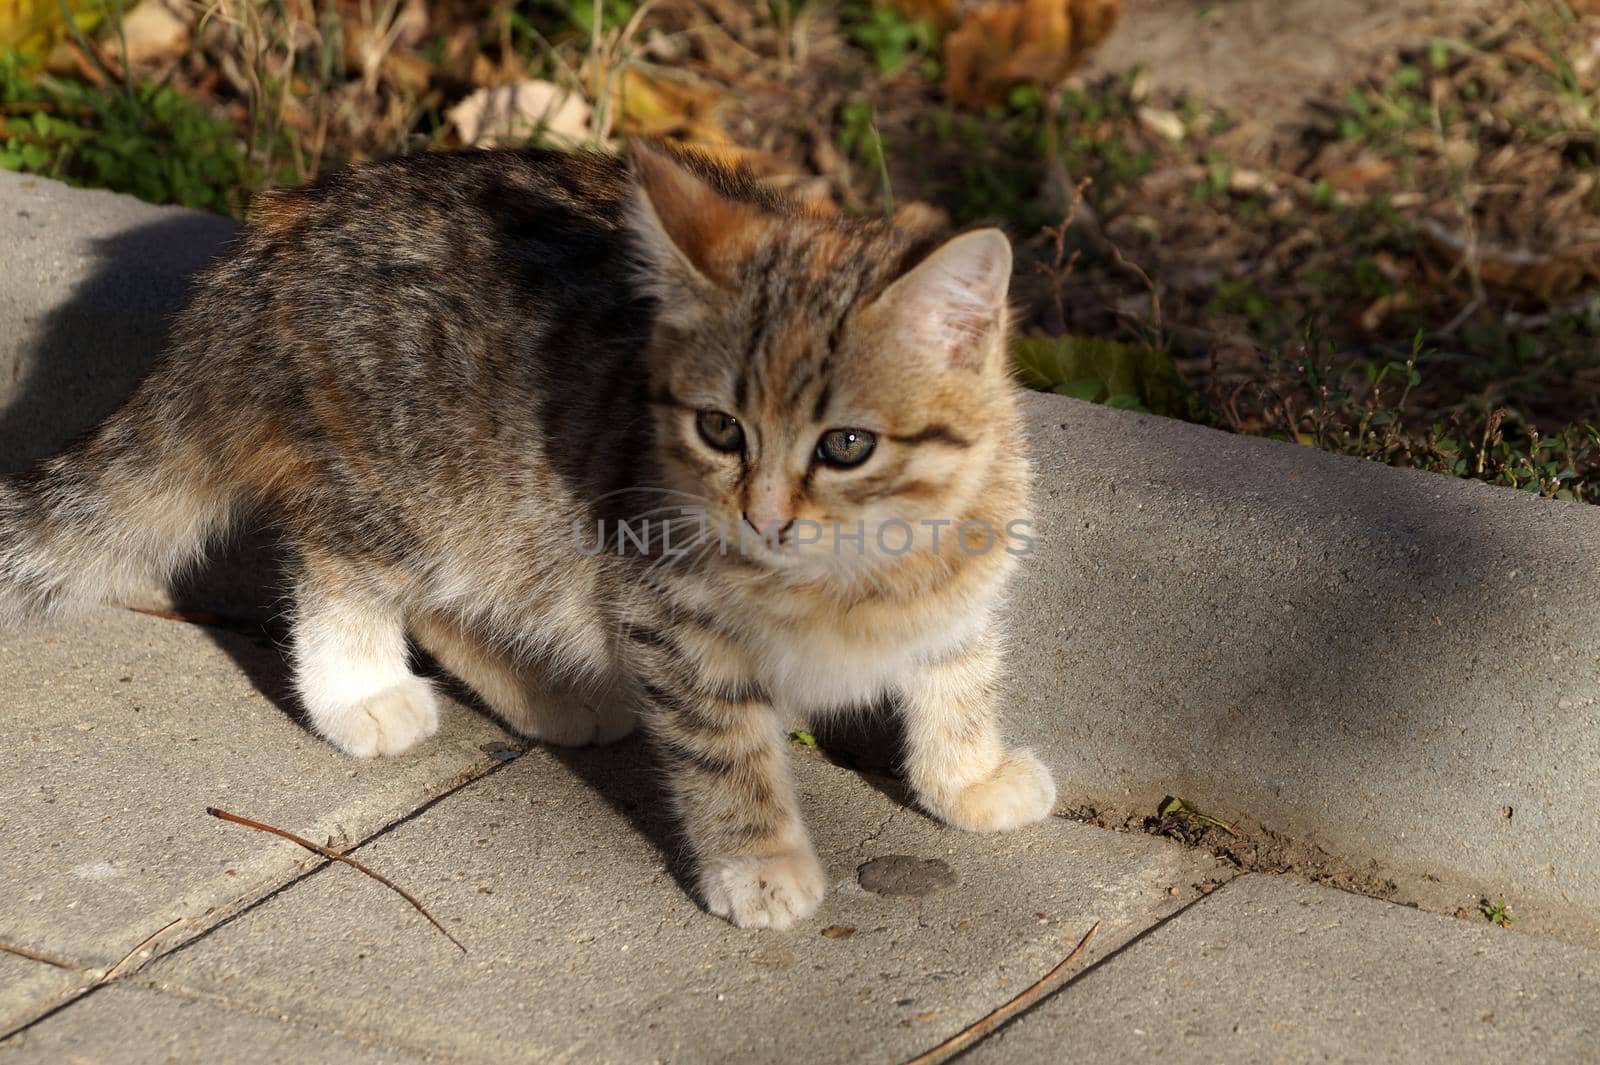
[746,601,987,713]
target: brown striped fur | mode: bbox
[0,143,1053,928]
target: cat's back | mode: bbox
[245,148,635,283]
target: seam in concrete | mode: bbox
[21,976,479,1065]
[0,750,525,1044]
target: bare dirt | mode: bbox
[1081,0,1501,156]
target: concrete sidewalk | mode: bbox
[2,612,1596,1062]
[3,172,1600,1062]
[0,611,1594,1063]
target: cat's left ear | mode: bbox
[868,228,1012,371]
[626,143,763,306]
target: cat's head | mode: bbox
[627,144,1028,590]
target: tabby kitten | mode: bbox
[0,144,1054,928]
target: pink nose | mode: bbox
[743,512,794,541]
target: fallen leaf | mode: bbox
[944,0,1122,108]
[891,0,961,27]
[1420,219,1600,301]
[616,66,730,145]
[0,0,98,53]
[821,925,856,939]
[1360,291,1413,334]
[1320,158,1396,192]
[380,50,433,97]
[448,80,596,148]
[103,0,188,66]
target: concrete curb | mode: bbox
[1011,396,1600,932]
[4,171,1598,932]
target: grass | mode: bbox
[0,47,252,214]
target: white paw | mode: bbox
[317,677,441,758]
[926,748,1057,832]
[699,848,827,930]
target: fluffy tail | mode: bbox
[0,395,240,626]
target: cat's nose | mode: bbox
[742,512,794,542]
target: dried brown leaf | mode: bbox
[943,0,1121,109]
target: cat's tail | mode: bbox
[0,390,242,627]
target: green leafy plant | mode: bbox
[1013,335,1210,421]
[841,3,936,76]
[1481,898,1513,928]
[0,48,253,214]
[1156,795,1238,836]
[528,0,641,35]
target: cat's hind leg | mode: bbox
[290,563,441,758]
[410,612,637,748]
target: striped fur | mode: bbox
[0,144,1053,928]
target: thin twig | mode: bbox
[206,806,467,954]
[898,921,1100,1065]
[102,916,186,981]
[0,942,81,972]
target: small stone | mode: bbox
[821,925,856,940]
[1137,106,1186,142]
[858,855,959,898]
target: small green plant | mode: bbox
[1220,329,1600,504]
[1481,898,1513,928]
[528,0,641,35]
[788,730,817,747]
[0,48,254,214]
[1156,795,1238,835]
[841,2,936,76]
[1013,335,1208,421]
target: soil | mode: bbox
[1060,802,1403,903]
[1080,0,1501,154]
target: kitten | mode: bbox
[0,144,1055,928]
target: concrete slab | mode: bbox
[144,743,1226,1064]
[970,874,1600,1064]
[0,607,514,975]
[0,170,238,474]
[1,985,446,1064]
[1010,394,1600,933]
[0,953,89,1038]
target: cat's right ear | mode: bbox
[626,143,762,319]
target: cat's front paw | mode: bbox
[316,677,441,758]
[924,748,1056,832]
[698,847,826,930]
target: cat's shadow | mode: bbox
[432,675,921,899]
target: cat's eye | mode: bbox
[815,428,877,469]
[696,410,745,453]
